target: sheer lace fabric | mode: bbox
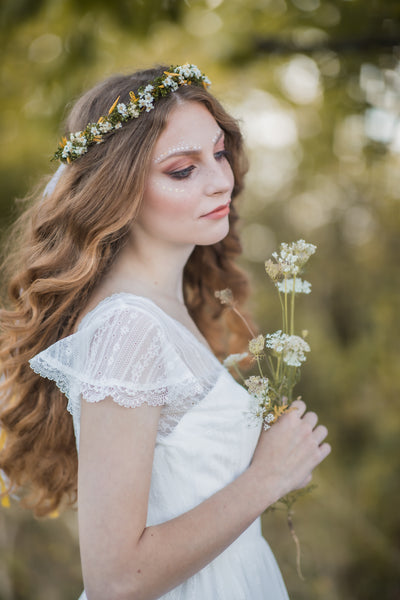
[29,293,223,446]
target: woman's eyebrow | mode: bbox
[153,144,202,165]
[212,129,224,145]
[154,130,224,164]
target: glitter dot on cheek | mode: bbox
[159,183,185,194]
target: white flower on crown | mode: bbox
[189,64,202,78]
[138,93,155,112]
[163,76,179,91]
[71,132,86,145]
[177,64,194,79]
[90,126,100,136]
[128,104,140,118]
[117,103,128,117]
[99,121,113,133]
[114,122,122,129]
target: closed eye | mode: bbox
[168,165,196,180]
[167,149,229,180]
[215,150,229,161]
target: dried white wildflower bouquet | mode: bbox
[216,239,317,578]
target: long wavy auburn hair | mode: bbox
[0,65,257,517]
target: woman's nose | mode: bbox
[204,159,234,196]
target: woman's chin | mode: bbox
[195,220,230,246]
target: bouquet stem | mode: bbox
[287,510,305,581]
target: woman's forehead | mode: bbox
[155,102,222,151]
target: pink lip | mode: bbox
[201,203,230,219]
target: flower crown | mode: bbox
[54,64,211,164]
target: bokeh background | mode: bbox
[1,0,399,598]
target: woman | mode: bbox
[0,64,330,599]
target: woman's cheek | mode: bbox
[150,182,193,219]
[156,181,186,196]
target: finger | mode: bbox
[302,411,318,429]
[319,442,331,460]
[295,473,312,490]
[291,399,306,417]
[314,424,328,444]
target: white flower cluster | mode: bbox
[248,334,265,356]
[99,121,113,133]
[117,103,128,117]
[163,75,179,91]
[272,239,316,276]
[54,64,211,163]
[223,352,249,368]
[175,63,211,85]
[138,84,155,112]
[247,395,275,430]
[265,331,311,367]
[245,375,270,401]
[262,412,276,430]
[61,132,87,159]
[276,277,312,294]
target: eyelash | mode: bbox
[168,150,229,180]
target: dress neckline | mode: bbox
[78,291,219,362]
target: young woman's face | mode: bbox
[136,101,235,248]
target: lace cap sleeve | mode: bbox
[29,302,200,416]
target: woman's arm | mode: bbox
[78,397,330,600]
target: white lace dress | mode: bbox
[29,293,290,600]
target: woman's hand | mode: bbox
[250,399,331,507]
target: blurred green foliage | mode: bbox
[1,0,399,598]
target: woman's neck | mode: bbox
[101,233,195,305]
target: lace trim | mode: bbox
[30,354,206,412]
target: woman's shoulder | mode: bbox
[76,292,171,333]
[29,290,224,420]
[29,294,170,381]
[29,291,223,408]
[77,292,217,359]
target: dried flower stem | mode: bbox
[284,281,288,333]
[256,356,265,379]
[287,511,305,581]
[278,291,286,333]
[290,275,296,335]
[233,364,246,384]
[231,306,256,338]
